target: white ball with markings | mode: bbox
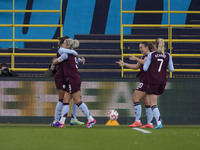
[107,110,119,121]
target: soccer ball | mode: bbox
[107,110,119,121]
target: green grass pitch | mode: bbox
[0,124,199,150]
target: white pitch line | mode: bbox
[132,128,152,134]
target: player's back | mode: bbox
[148,51,170,84]
[62,54,81,82]
[62,54,78,73]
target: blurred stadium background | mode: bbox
[0,0,199,124]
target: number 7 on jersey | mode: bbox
[157,59,163,72]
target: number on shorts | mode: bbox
[157,59,163,72]
[136,82,143,89]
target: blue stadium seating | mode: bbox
[0,28,199,78]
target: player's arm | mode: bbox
[78,57,85,64]
[54,48,81,65]
[143,52,152,71]
[59,47,78,56]
[53,53,68,65]
[167,54,174,72]
[129,55,145,65]
[53,54,85,65]
[116,60,140,69]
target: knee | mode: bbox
[74,99,81,105]
[132,94,139,103]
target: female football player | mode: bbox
[116,42,155,128]
[50,36,85,127]
[53,37,96,128]
[143,38,174,129]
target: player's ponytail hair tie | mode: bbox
[155,38,165,54]
[72,39,79,48]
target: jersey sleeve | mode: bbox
[143,52,152,71]
[59,47,78,56]
[78,58,82,63]
[57,53,68,63]
[167,53,174,72]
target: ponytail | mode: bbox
[66,38,79,49]
[72,39,79,49]
[155,38,165,54]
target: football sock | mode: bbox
[134,102,141,122]
[60,103,69,124]
[54,99,63,122]
[151,105,161,125]
[71,101,78,121]
[77,101,92,121]
[87,115,94,122]
[145,105,153,125]
[60,117,66,124]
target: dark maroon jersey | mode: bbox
[139,55,148,83]
[54,53,65,89]
[54,53,64,78]
[62,54,81,93]
[62,54,81,82]
[146,51,170,84]
[54,52,81,93]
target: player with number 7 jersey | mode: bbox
[143,38,174,129]
[143,50,174,86]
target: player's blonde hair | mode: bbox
[155,38,165,54]
[58,36,79,49]
[65,38,79,49]
[58,36,70,46]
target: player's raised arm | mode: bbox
[116,60,140,69]
[53,53,68,65]
[59,47,78,56]
[129,54,145,65]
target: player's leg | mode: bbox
[55,89,65,121]
[69,80,84,125]
[70,100,84,125]
[72,91,96,128]
[54,92,71,128]
[149,94,162,129]
[129,90,145,128]
[140,95,154,128]
[50,89,65,127]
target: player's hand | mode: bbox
[116,60,124,67]
[129,54,137,61]
[81,57,85,64]
[50,64,55,71]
